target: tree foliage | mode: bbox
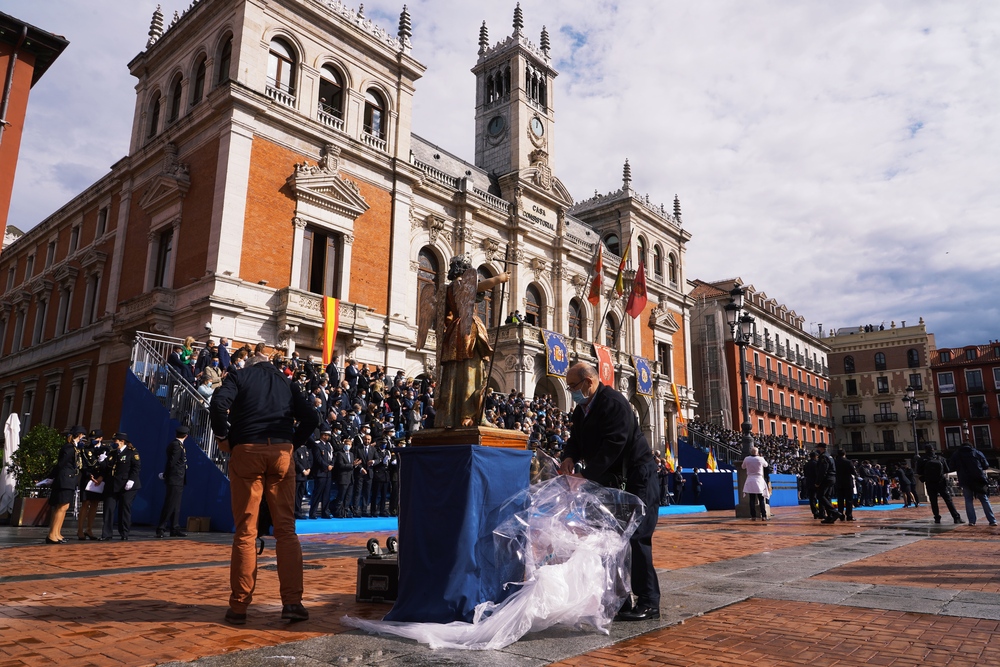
[5,425,64,496]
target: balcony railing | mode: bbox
[265,84,296,108]
[911,410,934,421]
[764,341,774,352]
[842,415,866,424]
[317,105,345,132]
[874,413,899,423]
[970,406,991,419]
[968,382,985,392]
[362,130,387,152]
[846,443,871,453]
[776,345,786,357]
[753,334,763,347]
[873,441,903,452]
[753,364,766,379]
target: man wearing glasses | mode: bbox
[558,362,661,621]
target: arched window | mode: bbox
[668,253,677,284]
[318,65,344,118]
[874,352,886,371]
[364,89,386,138]
[907,348,919,368]
[485,74,495,103]
[637,237,647,269]
[168,75,183,123]
[603,234,621,257]
[417,248,439,331]
[844,355,855,374]
[147,91,161,139]
[568,299,585,339]
[604,313,618,348]
[524,284,542,327]
[267,37,296,94]
[653,245,663,277]
[191,55,207,105]
[476,266,496,327]
[216,35,232,86]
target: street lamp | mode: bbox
[902,385,919,453]
[724,286,756,457]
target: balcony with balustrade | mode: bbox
[842,415,866,424]
[873,413,899,423]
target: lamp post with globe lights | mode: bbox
[724,286,757,458]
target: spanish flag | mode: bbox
[322,297,339,366]
[706,448,718,472]
[587,243,603,306]
[613,240,631,297]
[664,448,676,473]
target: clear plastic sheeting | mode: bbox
[343,475,646,650]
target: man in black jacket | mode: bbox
[309,429,335,519]
[950,441,996,526]
[803,450,820,518]
[293,441,313,519]
[101,432,142,541]
[210,353,320,625]
[815,443,841,523]
[332,437,355,518]
[559,362,661,622]
[156,426,189,537]
[916,445,963,524]
[834,449,856,522]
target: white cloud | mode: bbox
[7,0,999,346]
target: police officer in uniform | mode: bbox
[101,432,142,540]
[77,429,106,540]
[293,440,313,519]
[309,429,335,519]
[332,436,355,518]
[156,426,189,537]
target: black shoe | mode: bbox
[156,530,165,538]
[934,517,941,524]
[616,605,660,621]
[85,533,98,541]
[170,530,187,537]
[224,609,247,625]
[99,536,114,541]
[45,537,66,545]
[954,516,965,524]
[121,536,129,541]
[281,603,309,622]
[295,514,307,520]
[321,514,333,519]
[821,517,838,524]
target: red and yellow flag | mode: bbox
[587,243,603,306]
[625,258,647,319]
[322,297,339,366]
[706,449,718,472]
[664,448,676,473]
[613,240,631,296]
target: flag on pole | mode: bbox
[613,240,631,296]
[625,258,648,318]
[664,448,676,473]
[322,297,339,366]
[587,243,603,306]
[706,448,719,472]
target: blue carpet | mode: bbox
[853,503,907,512]
[658,504,707,516]
[296,516,398,535]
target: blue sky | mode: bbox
[6,0,1000,348]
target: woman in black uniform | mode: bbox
[44,426,85,544]
[76,429,106,540]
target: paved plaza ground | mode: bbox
[1,504,998,666]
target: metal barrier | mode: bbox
[130,332,229,476]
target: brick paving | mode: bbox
[1,504,996,666]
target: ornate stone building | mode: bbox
[0,1,694,450]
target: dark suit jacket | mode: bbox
[164,437,187,486]
[48,442,81,493]
[106,445,142,494]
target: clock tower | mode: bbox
[472,5,557,181]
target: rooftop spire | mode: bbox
[147,4,164,48]
[357,3,365,19]
[513,3,524,35]
[540,25,550,55]
[478,20,489,54]
[623,159,632,190]
[673,195,682,222]
[398,5,412,43]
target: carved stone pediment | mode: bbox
[138,143,190,220]
[54,265,79,284]
[81,250,108,270]
[287,162,369,221]
[649,304,680,333]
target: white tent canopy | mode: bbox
[1,413,21,515]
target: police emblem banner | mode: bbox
[632,356,653,396]
[593,344,615,387]
[541,329,569,377]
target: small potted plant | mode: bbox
[5,425,63,526]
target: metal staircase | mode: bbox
[129,332,228,475]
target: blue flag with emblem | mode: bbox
[633,355,653,396]
[541,329,569,377]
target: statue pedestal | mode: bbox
[410,426,529,449]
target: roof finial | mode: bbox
[147,4,164,48]
[540,25,550,55]
[623,159,632,190]
[398,5,412,43]
[513,3,524,34]
[673,194,682,222]
[358,3,365,18]
[478,20,489,55]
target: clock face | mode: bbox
[487,115,505,136]
[530,117,544,137]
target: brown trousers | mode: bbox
[228,442,302,612]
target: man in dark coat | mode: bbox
[815,443,841,523]
[293,441,313,519]
[210,353,320,625]
[332,437,355,518]
[156,426,189,537]
[352,435,376,516]
[950,441,996,526]
[101,432,142,541]
[309,429,335,519]
[559,362,660,622]
[803,450,820,518]
[834,449,856,521]
[370,441,391,517]
[916,445,963,524]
